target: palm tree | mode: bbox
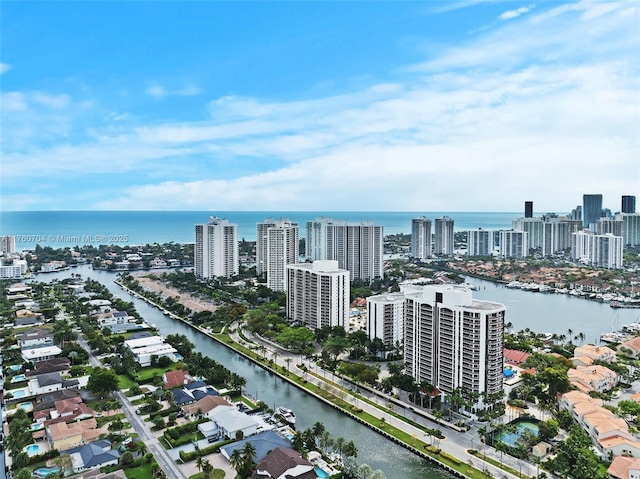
[285,357,292,371]
[334,437,345,458]
[343,440,358,458]
[242,441,257,465]
[195,455,205,474]
[229,449,244,471]
[312,421,326,439]
[370,470,387,479]
[202,459,213,479]
[319,431,333,451]
[358,463,373,479]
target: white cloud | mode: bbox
[32,92,70,109]
[146,83,201,98]
[146,85,168,97]
[0,63,11,74]
[0,92,27,111]
[2,0,638,212]
[498,6,533,20]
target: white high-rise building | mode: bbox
[366,292,405,347]
[499,230,528,258]
[617,213,640,246]
[467,229,492,256]
[411,217,432,260]
[434,217,454,256]
[593,234,624,269]
[0,257,28,278]
[571,231,624,269]
[597,218,623,237]
[256,218,299,291]
[0,236,16,255]
[286,260,350,331]
[194,217,239,279]
[512,217,544,249]
[404,285,505,410]
[306,218,383,283]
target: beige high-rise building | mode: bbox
[286,260,349,331]
[194,217,239,279]
[256,218,299,291]
[404,284,505,410]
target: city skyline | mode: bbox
[1,1,638,212]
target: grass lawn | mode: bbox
[118,374,138,390]
[124,461,155,479]
[188,470,225,479]
[133,365,175,382]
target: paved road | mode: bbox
[77,335,187,479]
[234,323,540,479]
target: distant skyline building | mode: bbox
[616,213,640,246]
[583,194,603,229]
[499,230,528,258]
[286,260,350,331]
[256,218,299,292]
[597,218,623,237]
[0,257,28,278]
[194,216,239,279]
[571,231,624,269]
[306,217,383,283]
[512,217,543,249]
[467,229,492,256]
[366,292,405,347]
[570,205,582,222]
[410,217,432,260]
[434,216,454,255]
[0,235,16,255]
[524,201,533,218]
[404,284,505,411]
[622,196,636,214]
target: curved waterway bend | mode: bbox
[40,266,451,478]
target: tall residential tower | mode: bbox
[194,217,239,279]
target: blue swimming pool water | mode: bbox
[19,402,34,411]
[25,443,41,456]
[11,374,26,382]
[314,466,330,478]
[33,467,60,477]
[12,389,27,398]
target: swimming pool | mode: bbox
[33,467,60,478]
[24,443,41,456]
[30,423,45,431]
[9,365,21,372]
[11,388,27,398]
[496,421,539,448]
[314,466,330,478]
[19,402,34,412]
[11,374,26,382]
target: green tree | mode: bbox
[87,367,120,396]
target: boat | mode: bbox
[276,407,296,425]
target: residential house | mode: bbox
[182,395,233,419]
[124,336,177,367]
[25,358,71,378]
[66,439,121,473]
[221,431,292,464]
[46,418,102,451]
[17,328,54,348]
[162,369,191,389]
[22,345,63,363]
[607,456,640,479]
[504,349,530,366]
[250,447,316,479]
[618,337,640,359]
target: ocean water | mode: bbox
[0,210,522,249]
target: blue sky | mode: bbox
[1,0,638,212]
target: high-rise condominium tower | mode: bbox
[286,260,350,331]
[524,201,533,218]
[404,285,505,410]
[194,217,239,279]
[306,218,383,283]
[434,216,454,255]
[256,218,299,292]
[411,217,432,259]
[467,229,492,256]
[622,196,636,214]
[583,194,603,229]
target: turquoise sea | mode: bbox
[0,210,523,249]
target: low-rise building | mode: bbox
[123,336,177,367]
[66,440,120,473]
[22,345,63,363]
[567,364,619,393]
[17,328,54,348]
[251,447,316,479]
[573,344,617,363]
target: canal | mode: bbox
[39,265,451,478]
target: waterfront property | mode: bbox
[495,420,539,448]
[404,284,505,412]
